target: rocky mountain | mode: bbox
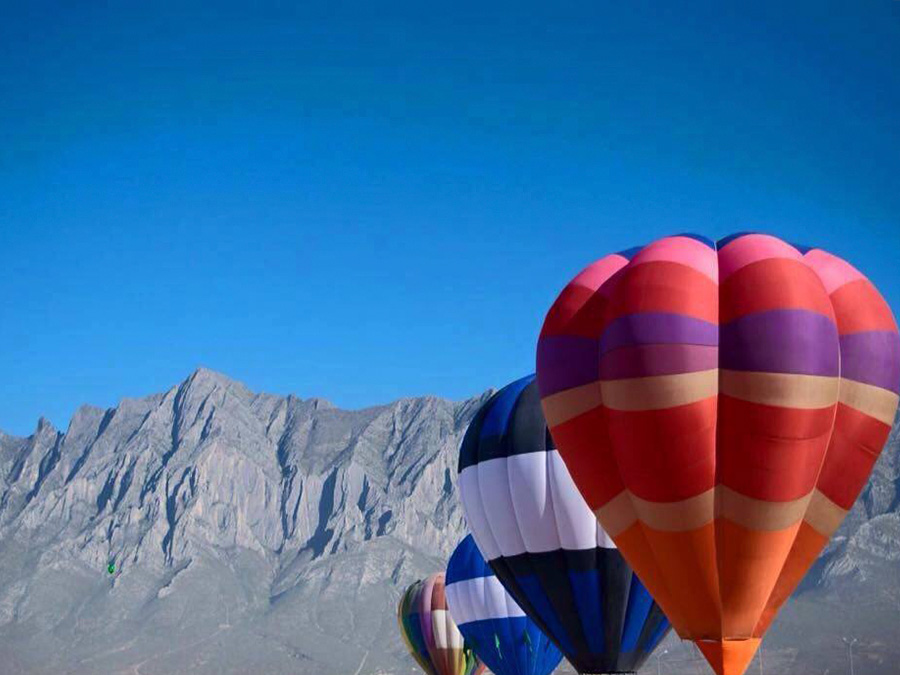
[0,369,898,675]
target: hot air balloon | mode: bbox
[398,575,486,675]
[399,580,439,675]
[458,375,671,674]
[446,534,563,675]
[535,232,900,675]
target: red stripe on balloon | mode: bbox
[605,399,717,502]
[540,284,598,338]
[815,403,892,509]
[719,257,835,324]
[716,396,835,502]
[540,255,628,338]
[604,261,719,325]
[830,279,899,335]
[548,406,623,510]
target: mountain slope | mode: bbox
[0,369,898,675]
[0,369,490,675]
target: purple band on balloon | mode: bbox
[598,313,719,356]
[599,343,719,380]
[536,336,599,396]
[840,331,900,394]
[720,310,839,376]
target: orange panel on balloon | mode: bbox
[754,521,829,635]
[640,523,721,638]
[613,520,690,634]
[715,519,801,637]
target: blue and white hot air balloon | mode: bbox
[457,375,672,675]
[445,534,563,675]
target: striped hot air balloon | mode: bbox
[445,534,563,675]
[399,574,485,675]
[535,232,900,675]
[399,579,439,675]
[457,376,671,674]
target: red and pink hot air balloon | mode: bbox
[535,232,899,675]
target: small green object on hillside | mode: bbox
[107,563,115,575]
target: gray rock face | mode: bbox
[0,369,897,675]
[0,369,490,675]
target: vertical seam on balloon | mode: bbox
[711,235,727,643]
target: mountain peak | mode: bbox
[35,415,57,434]
[185,366,238,387]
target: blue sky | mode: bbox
[2,2,899,435]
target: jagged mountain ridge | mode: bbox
[0,369,898,675]
[0,369,491,675]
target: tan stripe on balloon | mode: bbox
[600,487,815,535]
[594,490,638,538]
[804,489,847,537]
[838,379,900,426]
[598,490,715,535]
[600,369,718,411]
[720,370,839,409]
[716,486,811,531]
[630,490,715,532]
[541,380,603,428]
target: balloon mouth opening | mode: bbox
[695,638,761,675]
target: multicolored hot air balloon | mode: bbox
[535,232,900,675]
[446,534,563,675]
[399,580,439,675]
[458,375,671,674]
[398,575,485,675]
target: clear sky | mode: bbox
[2,1,899,436]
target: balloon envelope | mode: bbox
[535,232,900,675]
[446,534,563,675]
[399,574,485,675]
[458,375,671,674]
[399,580,440,675]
